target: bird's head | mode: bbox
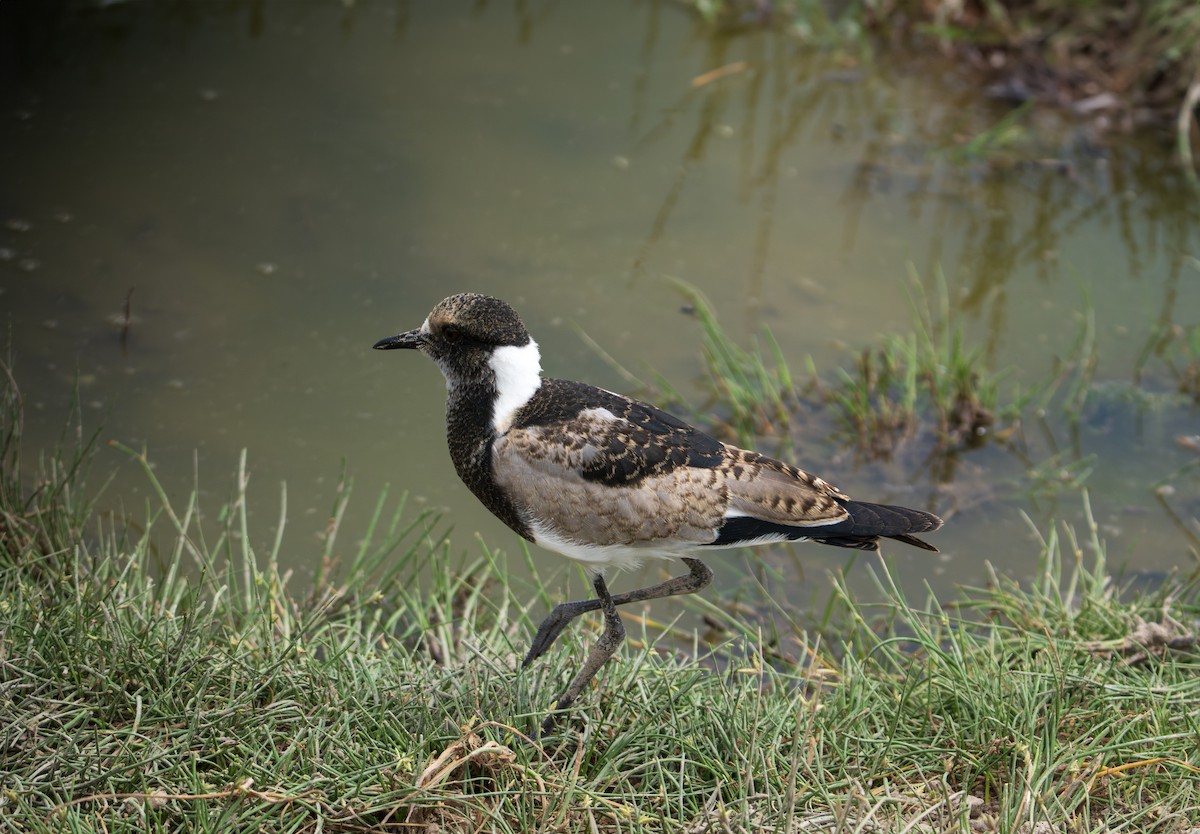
[373,293,539,391]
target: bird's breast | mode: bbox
[494,437,726,551]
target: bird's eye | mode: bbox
[442,325,464,343]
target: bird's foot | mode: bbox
[533,712,557,740]
[533,693,576,739]
[523,600,597,666]
[523,620,571,667]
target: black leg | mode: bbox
[523,558,713,666]
[528,558,713,737]
[537,572,623,737]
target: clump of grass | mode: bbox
[945,101,1035,163]
[664,275,1189,493]
[816,494,1200,832]
[1160,323,1200,404]
[826,338,922,456]
[824,270,997,458]
[1023,297,1100,429]
[660,274,997,460]
[665,274,997,460]
[670,280,798,451]
[2,424,533,830]
[1020,450,1098,500]
[0,360,104,579]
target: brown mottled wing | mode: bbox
[711,447,943,551]
[717,447,850,527]
[508,379,725,485]
[491,379,731,546]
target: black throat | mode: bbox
[445,381,534,541]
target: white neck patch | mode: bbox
[489,339,542,433]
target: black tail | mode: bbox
[811,500,943,553]
[707,500,943,552]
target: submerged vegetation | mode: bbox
[3,367,1200,832]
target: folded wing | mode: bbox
[496,379,942,553]
[713,448,942,552]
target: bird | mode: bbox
[373,292,942,736]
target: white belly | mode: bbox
[529,520,688,573]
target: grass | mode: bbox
[942,102,1035,164]
[1156,321,1200,405]
[669,280,798,452]
[1135,258,1200,403]
[0,361,105,582]
[666,273,998,460]
[665,272,1196,498]
[4,372,1200,830]
[826,270,998,458]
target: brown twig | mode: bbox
[119,287,134,354]
[691,61,749,89]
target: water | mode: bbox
[2,0,1197,618]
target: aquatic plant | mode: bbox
[669,280,798,451]
[1162,323,1200,403]
[663,272,996,459]
[826,272,996,457]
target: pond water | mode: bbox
[2,0,1198,624]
